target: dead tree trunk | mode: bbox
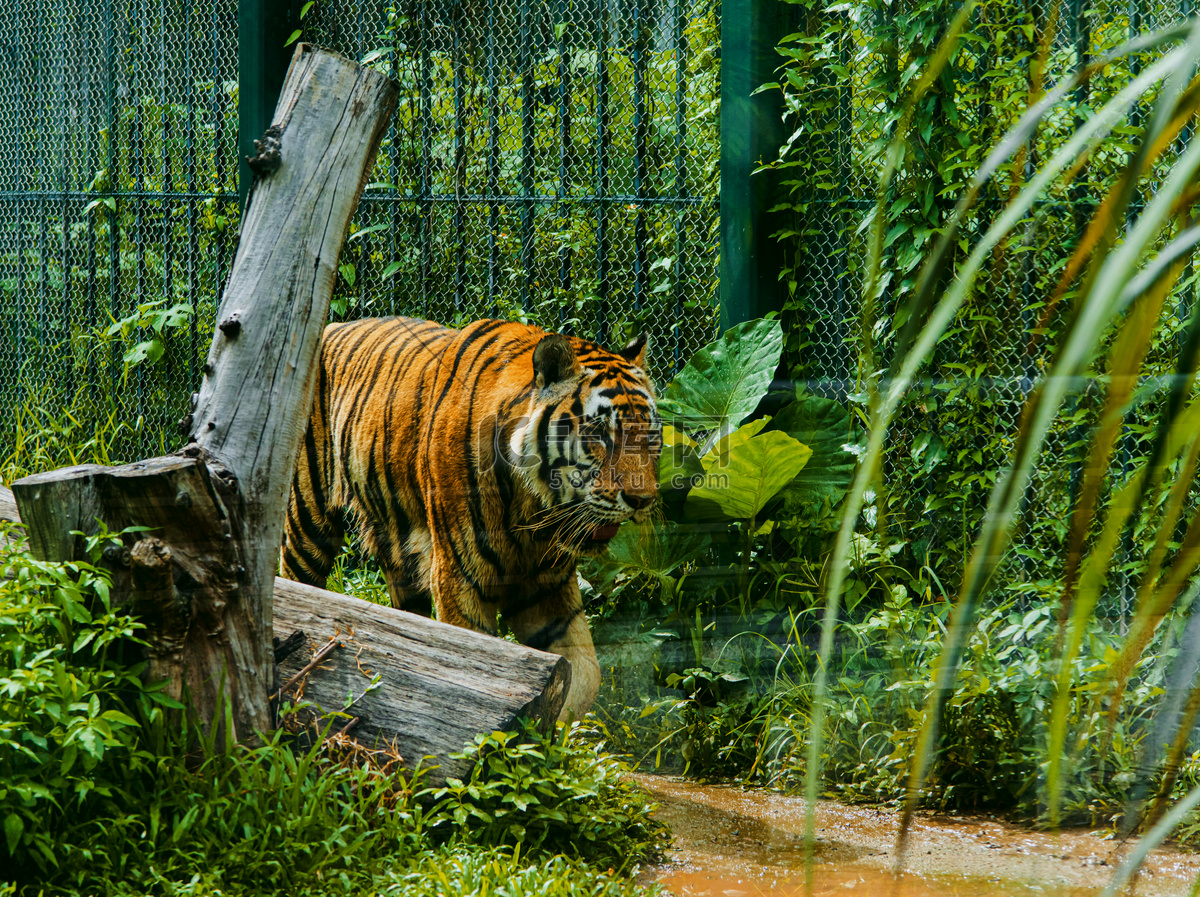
[12,46,398,742]
[272,579,570,784]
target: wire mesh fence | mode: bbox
[0,0,240,466]
[307,0,722,389]
[0,0,719,469]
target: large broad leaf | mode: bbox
[660,318,783,438]
[686,430,812,521]
[770,391,857,514]
[658,424,705,522]
[700,418,769,471]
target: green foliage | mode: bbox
[5,712,666,896]
[587,318,860,781]
[687,428,812,521]
[0,72,237,466]
[325,534,391,607]
[22,731,429,897]
[0,537,663,896]
[427,722,669,873]
[101,298,196,374]
[772,392,860,527]
[376,846,660,897]
[660,318,785,436]
[756,2,1200,864]
[0,392,143,484]
[0,524,160,871]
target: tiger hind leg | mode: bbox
[383,558,433,617]
[281,476,345,590]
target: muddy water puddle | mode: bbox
[635,775,1200,897]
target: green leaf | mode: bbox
[362,47,392,64]
[284,28,302,46]
[347,222,390,242]
[660,318,783,437]
[687,431,812,520]
[770,391,857,513]
[99,710,139,727]
[72,630,97,653]
[5,812,23,854]
[658,425,704,516]
[60,744,78,776]
[700,418,769,471]
[123,339,165,367]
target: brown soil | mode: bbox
[635,775,1200,897]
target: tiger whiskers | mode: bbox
[542,511,600,563]
[514,501,584,533]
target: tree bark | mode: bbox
[12,45,398,742]
[272,579,570,784]
[0,486,571,776]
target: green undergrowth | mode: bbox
[0,528,667,897]
[588,583,1184,830]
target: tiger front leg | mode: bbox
[504,577,600,723]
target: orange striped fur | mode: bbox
[281,317,661,719]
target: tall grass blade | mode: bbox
[802,4,977,883]
[881,18,1200,842]
[1099,782,1200,897]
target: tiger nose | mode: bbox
[622,490,656,511]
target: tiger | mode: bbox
[281,316,662,721]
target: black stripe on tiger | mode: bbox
[522,606,586,653]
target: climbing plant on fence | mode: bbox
[761,0,1199,619]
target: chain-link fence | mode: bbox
[0,0,240,466]
[307,0,721,389]
[0,0,720,468]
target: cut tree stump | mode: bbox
[12,458,240,704]
[10,44,399,742]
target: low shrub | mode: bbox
[427,722,670,872]
[373,845,661,897]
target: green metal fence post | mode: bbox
[238,0,299,211]
[719,0,787,330]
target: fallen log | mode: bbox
[0,485,570,782]
[273,578,570,783]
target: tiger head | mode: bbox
[506,331,662,557]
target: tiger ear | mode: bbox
[618,334,647,368]
[533,334,578,389]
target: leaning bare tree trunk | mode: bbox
[13,46,397,742]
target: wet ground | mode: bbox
[635,775,1200,897]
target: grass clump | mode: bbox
[374,846,661,897]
